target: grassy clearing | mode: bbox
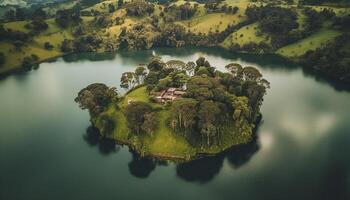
[276,29,342,58]
[3,20,31,33]
[221,22,270,48]
[177,13,244,35]
[0,16,94,73]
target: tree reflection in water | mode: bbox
[84,126,120,155]
[83,125,260,183]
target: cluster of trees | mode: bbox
[75,83,118,116]
[164,3,197,20]
[4,7,46,22]
[60,34,102,53]
[229,41,271,53]
[78,56,268,146]
[204,2,238,14]
[167,58,269,146]
[142,57,197,91]
[118,23,190,50]
[120,66,147,91]
[55,8,82,28]
[156,24,187,47]
[303,8,335,33]
[121,57,269,146]
[24,19,48,33]
[0,52,5,67]
[118,24,159,50]
[0,25,30,43]
[124,1,155,17]
[21,54,39,70]
[125,102,157,136]
[299,34,350,83]
[300,0,348,5]
[333,14,350,30]
[246,5,299,48]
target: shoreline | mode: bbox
[91,111,262,163]
[1,45,348,85]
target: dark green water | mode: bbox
[0,47,349,200]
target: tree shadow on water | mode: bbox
[83,126,120,156]
[176,122,262,184]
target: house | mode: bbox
[152,88,186,103]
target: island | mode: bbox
[75,56,270,161]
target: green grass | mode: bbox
[0,16,95,74]
[92,86,253,161]
[177,12,245,35]
[221,22,271,48]
[3,20,31,33]
[276,29,342,58]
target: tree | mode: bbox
[26,19,48,33]
[232,96,253,138]
[185,61,196,76]
[147,57,165,71]
[4,9,16,21]
[44,42,54,50]
[75,83,118,116]
[195,66,210,76]
[61,39,73,52]
[108,4,115,13]
[32,8,47,20]
[55,9,82,28]
[21,54,39,71]
[118,0,124,8]
[170,98,198,135]
[135,66,147,84]
[166,60,186,70]
[125,101,153,135]
[0,52,5,66]
[120,72,138,91]
[198,100,221,146]
[100,115,116,136]
[141,112,158,136]
[242,66,262,81]
[225,63,243,77]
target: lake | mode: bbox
[0,47,349,200]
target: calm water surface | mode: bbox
[0,47,349,200]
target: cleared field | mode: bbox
[0,41,63,74]
[276,29,342,58]
[3,20,31,33]
[177,13,244,35]
[221,22,270,48]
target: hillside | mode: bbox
[0,0,349,82]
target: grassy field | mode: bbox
[221,22,270,48]
[177,13,244,35]
[276,28,342,58]
[0,16,94,74]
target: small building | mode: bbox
[153,88,186,103]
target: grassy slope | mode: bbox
[94,86,251,161]
[221,22,270,48]
[0,16,93,74]
[1,0,349,75]
[176,0,248,35]
[276,28,341,58]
